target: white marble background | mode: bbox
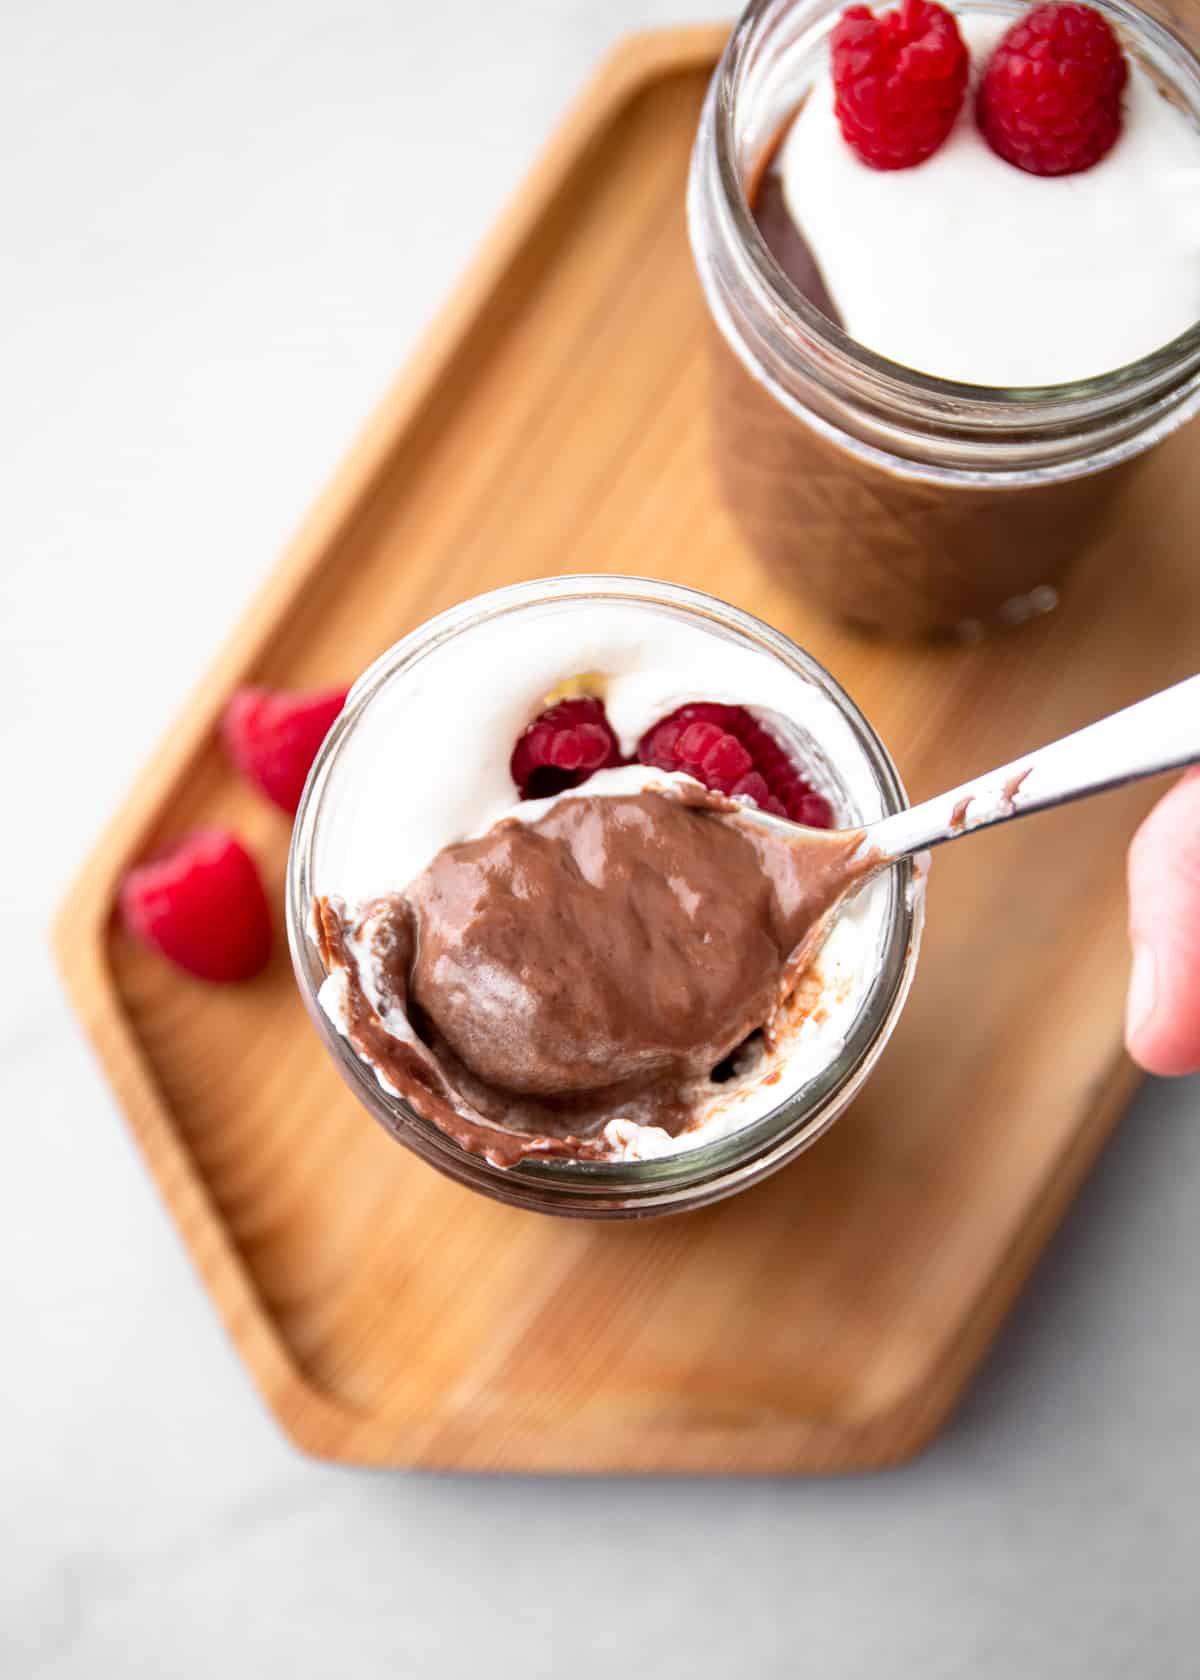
[4,1,1199,1673]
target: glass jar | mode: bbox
[287,575,923,1218]
[688,0,1200,636]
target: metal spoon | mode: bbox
[744,673,1200,883]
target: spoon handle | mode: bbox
[868,673,1200,862]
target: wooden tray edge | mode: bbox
[851,1052,1143,1470]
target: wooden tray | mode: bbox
[56,25,1200,1472]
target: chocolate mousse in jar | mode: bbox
[689,0,1200,636]
[287,577,923,1218]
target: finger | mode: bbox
[1126,769,1200,1077]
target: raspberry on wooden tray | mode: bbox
[223,685,350,815]
[120,829,272,983]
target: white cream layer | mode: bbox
[778,13,1200,386]
[312,597,897,1160]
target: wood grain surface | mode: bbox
[55,24,1200,1471]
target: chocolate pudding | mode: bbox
[708,296,1138,637]
[691,0,1200,637]
[313,784,869,1168]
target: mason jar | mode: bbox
[287,576,924,1218]
[688,0,1200,636]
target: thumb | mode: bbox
[1126,768,1200,1076]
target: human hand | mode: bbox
[1125,770,1200,1076]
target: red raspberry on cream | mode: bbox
[637,703,834,826]
[977,2,1128,176]
[510,697,625,799]
[831,0,969,169]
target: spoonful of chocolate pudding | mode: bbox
[314,674,1198,1167]
[314,780,872,1162]
[403,784,867,1103]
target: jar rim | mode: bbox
[286,576,924,1217]
[700,0,1200,470]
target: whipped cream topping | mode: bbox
[778,12,1200,386]
[310,596,900,1161]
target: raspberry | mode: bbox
[119,829,272,982]
[977,3,1128,176]
[636,704,834,828]
[223,685,349,815]
[510,698,624,800]
[831,0,969,170]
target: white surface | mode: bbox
[780,13,1200,384]
[4,2,1199,1675]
